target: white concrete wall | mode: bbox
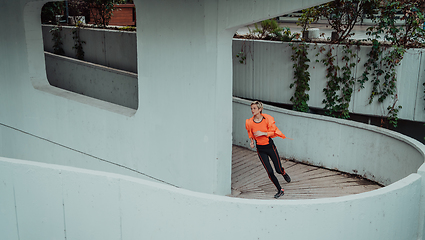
[42,29,425,122]
[233,97,425,186]
[3,0,425,239]
[45,52,138,109]
[232,39,425,122]
[42,25,138,73]
[1,0,329,195]
[0,156,422,240]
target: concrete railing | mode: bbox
[42,25,137,73]
[45,52,138,109]
[1,97,425,240]
[233,97,425,186]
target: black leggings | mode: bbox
[256,140,286,191]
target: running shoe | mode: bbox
[283,173,291,183]
[274,189,284,199]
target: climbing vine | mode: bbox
[249,19,294,41]
[359,40,381,93]
[356,40,405,127]
[235,41,252,64]
[72,25,86,60]
[289,42,311,112]
[50,26,65,55]
[319,44,358,119]
[232,0,425,131]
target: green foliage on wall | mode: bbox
[246,19,294,42]
[72,26,86,60]
[288,0,425,127]
[50,26,65,56]
[289,43,311,112]
[319,44,358,119]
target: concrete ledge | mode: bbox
[233,97,425,186]
[42,25,138,73]
[0,97,424,239]
[0,156,421,240]
[45,52,138,109]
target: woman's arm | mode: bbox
[254,131,273,137]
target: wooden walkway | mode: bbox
[229,145,383,200]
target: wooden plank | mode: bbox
[229,145,383,200]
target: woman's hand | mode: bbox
[250,140,255,148]
[254,131,267,137]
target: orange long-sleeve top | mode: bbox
[245,113,286,145]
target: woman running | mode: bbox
[245,101,291,198]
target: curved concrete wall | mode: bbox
[0,154,422,240]
[3,0,425,238]
[1,97,425,239]
[233,97,425,186]
[1,0,331,196]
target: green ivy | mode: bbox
[387,103,403,128]
[72,25,86,60]
[359,39,381,96]
[320,44,357,119]
[378,46,404,103]
[50,26,65,56]
[236,41,251,65]
[297,7,321,33]
[367,0,425,48]
[361,41,405,127]
[289,42,311,112]
[236,51,247,64]
[249,19,294,41]
[286,0,425,128]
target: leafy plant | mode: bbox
[41,2,64,24]
[360,40,405,127]
[317,0,378,43]
[367,0,425,48]
[320,44,358,118]
[236,41,253,65]
[249,19,294,41]
[85,0,116,28]
[361,0,422,127]
[72,25,86,60]
[359,40,381,92]
[50,26,65,56]
[287,0,425,128]
[236,51,247,64]
[387,99,403,128]
[68,0,90,16]
[290,42,311,112]
[297,7,321,33]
